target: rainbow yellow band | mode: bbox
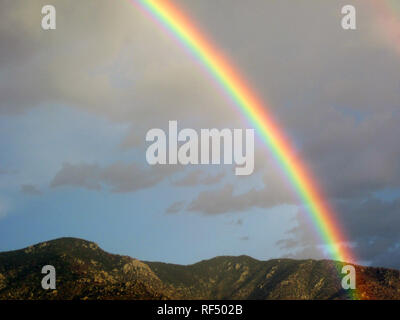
[131,0,356,267]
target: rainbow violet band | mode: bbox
[130,0,356,267]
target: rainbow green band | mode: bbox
[130,0,359,299]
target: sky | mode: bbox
[0,0,400,268]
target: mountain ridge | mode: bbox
[0,237,399,300]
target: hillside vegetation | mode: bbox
[0,238,399,300]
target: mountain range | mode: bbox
[0,237,399,300]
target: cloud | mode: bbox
[3,0,400,204]
[277,196,400,269]
[50,162,181,193]
[2,0,400,268]
[188,185,294,215]
[20,184,42,196]
[51,163,102,190]
[0,0,238,135]
[299,110,400,201]
[173,170,225,187]
[240,236,249,241]
[165,201,185,214]
[233,219,243,226]
[187,167,297,214]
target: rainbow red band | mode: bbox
[370,0,400,54]
[130,0,358,297]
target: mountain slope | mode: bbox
[0,238,399,300]
[0,238,169,299]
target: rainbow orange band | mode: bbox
[130,0,357,286]
[371,0,400,54]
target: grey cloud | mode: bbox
[173,170,225,187]
[3,0,399,205]
[226,218,243,226]
[278,245,330,262]
[187,167,297,214]
[299,110,400,201]
[188,181,296,215]
[278,197,400,269]
[51,163,102,191]
[51,162,181,193]
[188,185,247,215]
[3,0,400,269]
[174,0,400,207]
[165,201,185,214]
[21,184,42,196]
[0,0,237,131]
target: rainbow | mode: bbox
[370,0,400,54]
[130,0,357,295]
